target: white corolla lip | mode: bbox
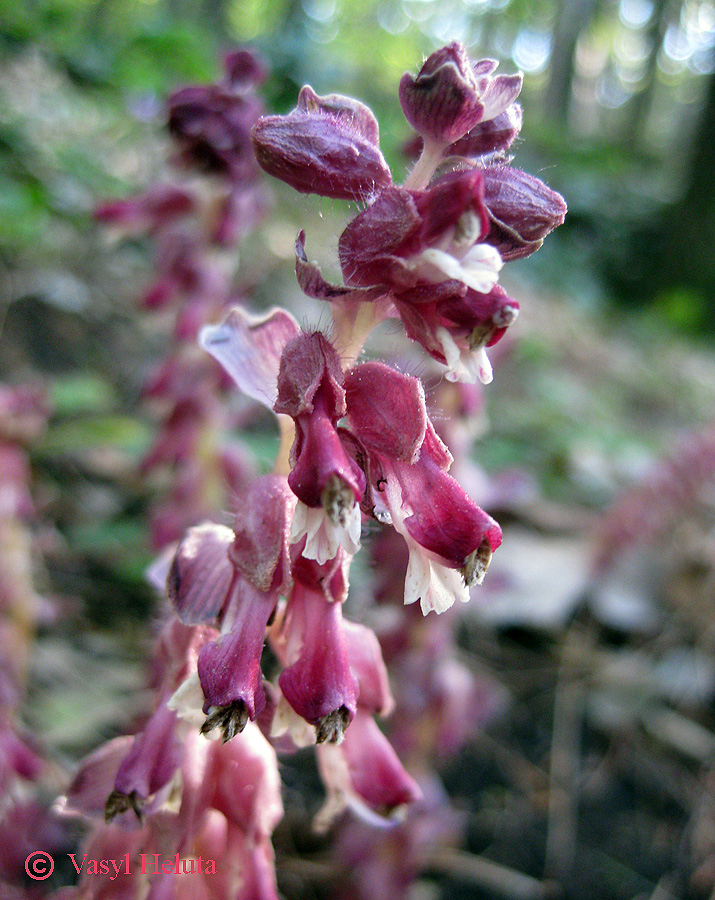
[404,537,470,615]
[436,327,494,385]
[291,500,361,565]
[413,243,503,294]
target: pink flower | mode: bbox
[107,703,184,822]
[338,169,496,294]
[196,577,277,738]
[275,331,365,563]
[278,571,359,743]
[345,362,502,613]
[94,184,196,234]
[335,169,511,382]
[168,478,295,741]
[315,708,421,830]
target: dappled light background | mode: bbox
[3,2,715,899]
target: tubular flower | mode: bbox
[277,553,359,744]
[167,477,295,742]
[393,281,519,384]
[315,708,421,830]
[345,362,502,614]
[275,331,366,563]
[101,622,218,823]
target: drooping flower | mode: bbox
[277,550,359,744]
[345,362,502,613]
[338,169,498,294]
[168,477,294,741]
[315,708,421,830]
[393,281,519,384]
[335,169,513,382]
[275,331,365,563]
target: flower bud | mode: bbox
[449,103,523,158]
[482,165,567,260]
[399,43,522,145]
[251,86,392,201]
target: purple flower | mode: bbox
[399,43,523,146]
[278,574,359,744]
[315,708,421,829]
[106,703,184,822]
[393,282,519,384]
[339,169,496,293]
[169,478,295,741]
[196,577,277,738]
[336,169,512,382]
[168,58,264,182]
[95,184,196,234]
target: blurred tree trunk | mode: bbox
[655,72,715,315]
[544,0,598,124]
[627,0,671,147]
